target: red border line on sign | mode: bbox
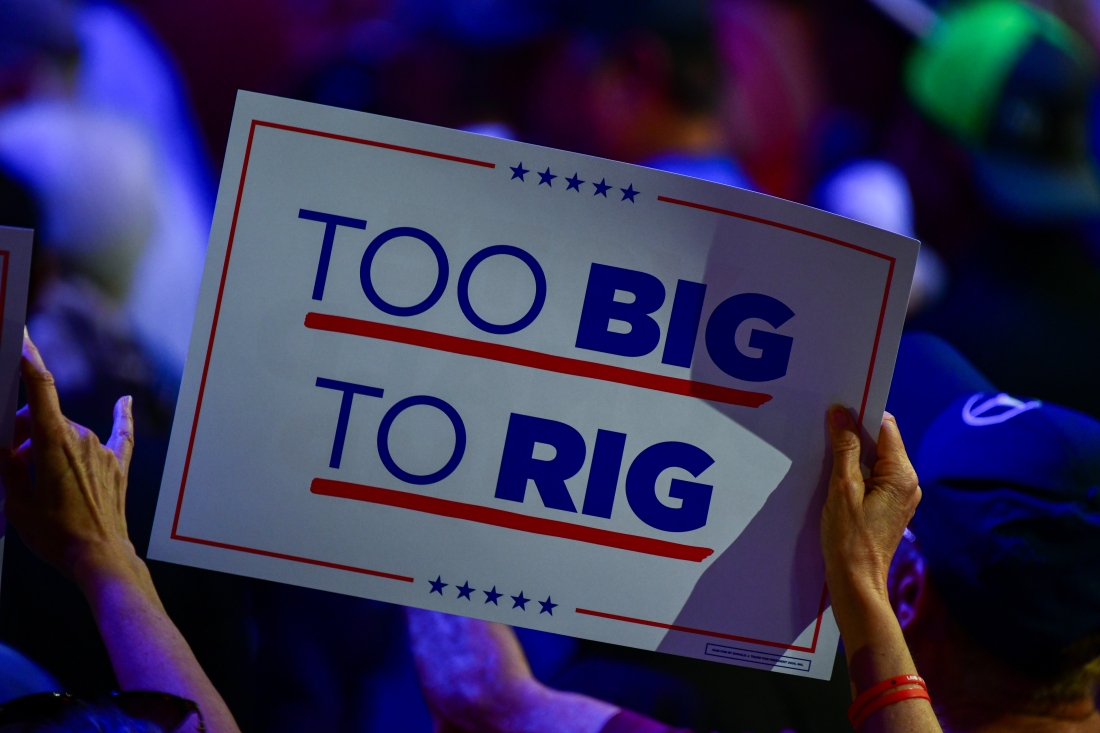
[570,195,897,654]
[169,119,898,653]
[656,195,897,439]
[172,534,415,582]
[312,478,715,562]
[304,312,772,409]
[256,120,496,168]
[656,196,895,260]
[169,119,494,585]
[575,585,831,653]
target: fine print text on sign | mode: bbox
[149,91,918,679]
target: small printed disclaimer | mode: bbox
[704,643,812,672]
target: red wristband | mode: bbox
[847,675,926,726]
[851,687,931,730]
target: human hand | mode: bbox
[821,409,941,730]
[2,331,138,586]
[821,407,921,610]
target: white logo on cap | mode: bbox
[962,393,1041,426]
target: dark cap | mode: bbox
[887,333,1100,674]
[906,0,1100,220]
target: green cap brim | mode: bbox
[907,0,1093,141]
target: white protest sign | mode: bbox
[149,91,917,679]
[0,226,35,587]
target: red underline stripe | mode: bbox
[256,121,496,168]
[304,312,771,409]
[172,533,415,582]
[657,196,896,262]
[311,478,714,562]
[574,608,815,652]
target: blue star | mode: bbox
[539,596,558,615]
[593,178,612,197]
[620,184,639,202]
[565,173,585,191]
[484,586,503,605]
[429,576,447,595]
[456,581,475,600]
[538,168,556,186]
[511,591,530,610]
[510,162,529,181]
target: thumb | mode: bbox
[872,412,921,505]
[106,395,135,476]
[875,412,912,472]
[828,406,864,502]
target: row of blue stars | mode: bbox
[510,162,639,202]
[428,575,558,615]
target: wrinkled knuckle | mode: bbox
[833,432,861,456]
[834,475,862,498]
[44,422,70,444]
[28,366,57,389]
[909,484,923,509]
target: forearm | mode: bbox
[832,586,941,733]
[407,610,617,733]
[9,340,236,729]
[441,678,618,733]
[75,548,240,733]
[511,686,620,733]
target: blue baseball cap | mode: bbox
[887,332,996,453]
[887,333,1100,675]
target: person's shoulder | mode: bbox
[599,709,698,733]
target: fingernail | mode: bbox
[125,395,133,417]
[830,406,850,430]
[21,332,43,368]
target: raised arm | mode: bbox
[2,332,240,733]
[407,405,943,733]
[407,609,618,733]
[822,407,941,733]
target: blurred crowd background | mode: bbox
[0,0,1098,731]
